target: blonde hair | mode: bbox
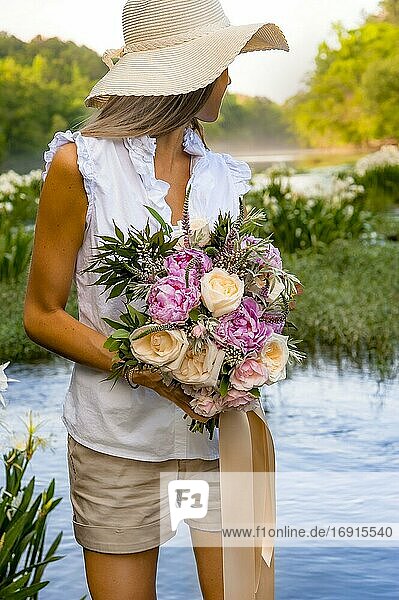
[78,79,218,148]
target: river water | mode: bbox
[0,357,398,599]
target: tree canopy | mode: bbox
[285,2,399,148]
[0,32,294,170]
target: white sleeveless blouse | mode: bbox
[41,125,252,461]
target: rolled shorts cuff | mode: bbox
[72,512,176,554]
[184,509,222,532]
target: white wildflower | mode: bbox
[0,361,20,407]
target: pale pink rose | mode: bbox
[189,391,221,418]
[230,358,269,391]
[220,388,259,411]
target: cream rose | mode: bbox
[200,267,244,317]
[172,341,225,388]
[129,325,189,370]
[259,333,289,384]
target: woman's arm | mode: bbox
[23,144,208,422]
[23,142,115,373]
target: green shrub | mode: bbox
[0,169,41,227]
[0,222,34,283]
[246,171,373,253]
[0,264,78,361]
[351,145,399,212]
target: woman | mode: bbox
[23,1,289,598]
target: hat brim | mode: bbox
[84,22,289,108]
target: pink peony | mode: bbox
[164,249,212,282]
[215,296,274,353]
[148,276,200,323]
[230,358,269,391]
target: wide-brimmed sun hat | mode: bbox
[84,0,289,108]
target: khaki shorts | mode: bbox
[67,433,221,554]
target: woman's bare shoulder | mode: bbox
[39,140,89,238]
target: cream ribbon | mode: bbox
[101,47,127,70]
[219,404,276,599]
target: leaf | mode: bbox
[127,304,147,326]
[219,376,229,397]
[143,205,172,235]
[188,308,199,321]
[102,317,126,331]
[111,329,130,339]
[0,572,31,594]
[106,282,126,300]
[112,220,125,243]
[3,580,49,599]
[249,388,260,398]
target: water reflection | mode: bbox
[0,356,397,599]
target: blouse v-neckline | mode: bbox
[122,125,208,227]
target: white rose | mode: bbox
[259,333,290,384]
[173,215,211,248]
[130,325,189,370]
[172,341,225,388]
[200,267,244,317]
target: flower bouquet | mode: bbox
[82,187,305,438]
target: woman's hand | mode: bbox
[126,367,211,424]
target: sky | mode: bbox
[0,0,382,104]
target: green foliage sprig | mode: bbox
[81,207,179,303]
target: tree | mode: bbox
[362,53,399,139]
[0,33,99,164]
[285,20,399,147]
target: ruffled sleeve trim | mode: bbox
[41,129,96,230]
[220,152,252,197]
